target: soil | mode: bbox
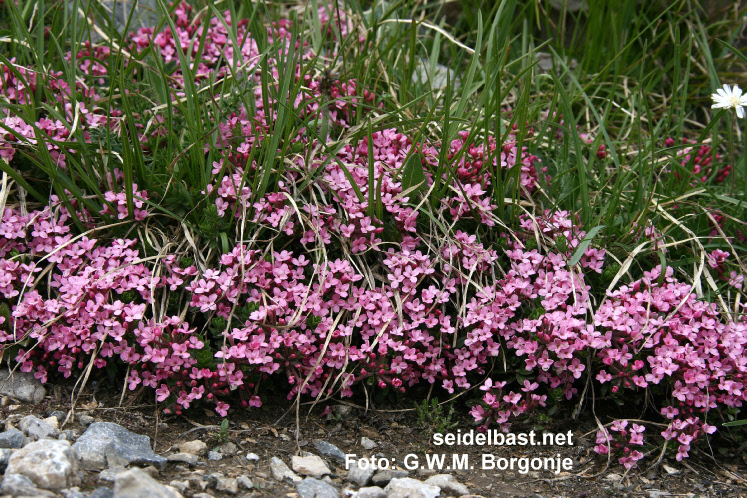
[6,380,747,498]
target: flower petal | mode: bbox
[737,105,744,119]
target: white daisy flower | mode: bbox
[712,83,747,118]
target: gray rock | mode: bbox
[5,438,79,490]
[78,414,95,427]
[245,452,260,461]
[237,475,254,489]
[72,422,167,470]
[42,416,59,429]
[207,451,222,461]
[70,0,159,38]
[314,441,345,464]
[113,468,184,498]
[360,437,378,450]
[0,448,12,471]
[423,474,469,496]
[206,472,224,488]
[292,455,331,478]
[167,453,199,466]
[61,429,79,441]
[347,460,375,487]
[270,456,302,483]
[384,478,440,498]
[61,486,86,498]
[48,411,66,423]
[178,440,207,456]
[185,474,208,491]
[332,405,352,418]
[168,480,189,493]
[412,58,459,91]
[217,442,238,456]
[371,469,409,486]
[0,472,56,497]
[296,477,338,498]
[19,414,59,440]
[89,488,115,498]
[0,428,25,448]
[214,476,239,494]
[252,476,272,489]
[0,369,46,404]
[98,466,127,483]
[356,487,387,498]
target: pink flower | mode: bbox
[156,384,171,402]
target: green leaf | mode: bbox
[401,154,426,198]
[569,225,606,266]
[722,419,747,427]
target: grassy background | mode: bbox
[2,0,745,269]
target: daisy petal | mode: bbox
[738,106,744,119]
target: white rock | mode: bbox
[360,437,378,450]
[0,473,56,497]
[663,464,680,475]
[355,486,386,498]
[5,439,79,490]
[113,467,184,498]
[169,480,190,493]
[215,476,239,495]
[384,477,440,498]
[371,469,408,486]
[292,454,332,478]
[178,440,207,456]
[271,456,303,483]
[246,452,260,461]
[237,475,254,489]
[603,472,623,481]
[97,465,127,483]
[424,474,468,496]
[43,416,60,429]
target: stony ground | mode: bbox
[0,369,746,497]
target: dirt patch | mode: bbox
[4,381,747,497]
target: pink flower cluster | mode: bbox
[667,137,732,184]
[0,4,745,472]
[594,421,647,469]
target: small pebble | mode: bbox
[361,437,378,450]
[237,475,254,490]
[78,414,95,427]
[167,452,199,466]
[169,480,190,493]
